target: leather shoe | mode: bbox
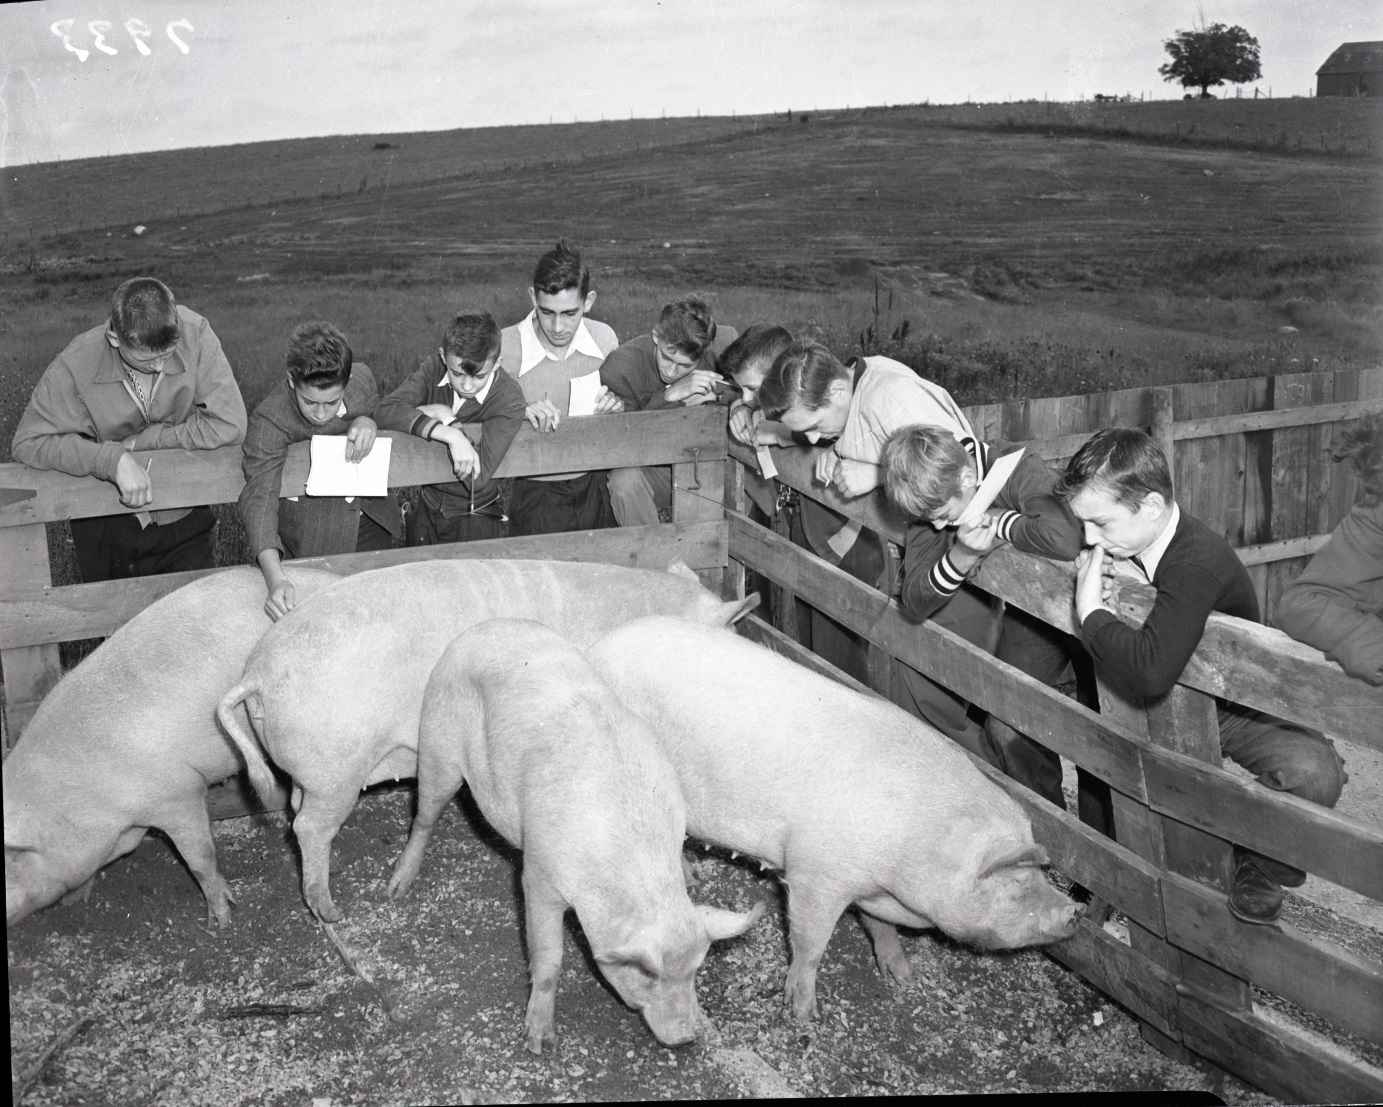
[1229,859,1284,925]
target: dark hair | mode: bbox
[286,321,353,388]
[1054,427,1172,508]
[532,239,590,298]
[880,425,971,519]
[756,340,849,419]
[655,298,716,359]
[441,312,501,370]
[718,323,794,386]
[109,276,179,352]
[1333,413,1383,506]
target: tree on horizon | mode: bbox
[1159,23,1262,98]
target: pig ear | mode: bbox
[977,843,1049,880]
[697,899,766,942]
[597,932,663,977]
[716,593,761,626]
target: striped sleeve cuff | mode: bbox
[928,551,968,596]
[994,509,1022,543]
[412,414,440,440]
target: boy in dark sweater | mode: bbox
[881,425,1095,821]
[600,298,738,526]
[240,321,402,620]
[375,312,526,544]
[1058,428,1346,925]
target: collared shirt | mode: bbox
[1122,502,1181,583]
[516,312,608,377]
[439,369,496,412]
[11,305,247,485]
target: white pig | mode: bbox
[216,558,757,923]
[5,565,340,928]
[589,615,1083,1021]
[387,619,762,1053]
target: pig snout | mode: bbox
[639,987,705,1049]
[966,863,1086,950]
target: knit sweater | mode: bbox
[899,442,1082,622]
[1080,509,1259,700]
[374,356,526,513]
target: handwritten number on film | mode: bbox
[50,17,196,60]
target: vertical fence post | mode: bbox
[1150,386,1175,498]
[672,451,725,594]
[0,523,64,748]
[723,456,748,602]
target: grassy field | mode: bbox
[2,100,1379,439]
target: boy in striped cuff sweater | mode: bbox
[881,426,1101,825]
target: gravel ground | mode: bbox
[8,787,1282,1105]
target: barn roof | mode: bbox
[1316,41,1383,75]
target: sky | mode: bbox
[0,0,1379,165]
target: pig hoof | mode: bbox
[308,898,345,924]
[385,874,413,901]
[876,951,912,988]
[524,1026,555,1056]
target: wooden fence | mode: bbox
[722,368,1383,1105]
[2,372,1381,1103]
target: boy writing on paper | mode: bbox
[239,321,401,620]
[1058,428,1346,924]
[880,425,1100,826]
[497,241,623,536]
[375,312,526,545]
[600,298,739,527]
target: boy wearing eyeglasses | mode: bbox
[11,275,247,581]
[599,298,739,526]
[375,312,526,545]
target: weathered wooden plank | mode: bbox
[977,554,1383,753]
[1143,746,1383,902]
[0,408,728,528]
[728,511,1152,800]
[1178,991,1383,1105]
[1236,533,1331,566]
[1162,873,1383,1046]
[729,456,1383,751]
[0,522,728,650]
[1043,923,1182,1041]
[0,523,63,745]
[1171,396,1383,441]
[673,456,725,593]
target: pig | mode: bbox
[588,615,1083,1021]
[4,565,341,928]
[386,619,762,1052]
[215,557,757,923]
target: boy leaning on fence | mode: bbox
[10,276,247,582]
[757,341,991,731]
[600,298,739,527]
[1275,414,1383,685]
[497,240,623,536]
[1058,427,1347,925]
[238,321,402,620]
[374,312,526,545]
[879,424,1108,836]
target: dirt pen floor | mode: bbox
[8,787,1277,1105]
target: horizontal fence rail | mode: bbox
[723,422,1383,1105]
[4,368,1381,1105]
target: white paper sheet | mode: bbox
[567,371,604,417]
[755,444,778,480]
[305,435,392,498]
[954,447,1024,529]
